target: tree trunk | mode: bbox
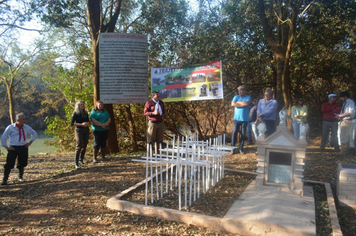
[258,0,298,131]
[104,104,119,153]
[7,88,15,123]
[87,0,119,153]
[282,52,293,130]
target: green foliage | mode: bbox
[0,0,35,40]
[43,63,94,152]
[131,0,192,67]
[37,0,82,28]
[37,0,356,149]
[44,115,73,152]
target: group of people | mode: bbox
[0,100,111,185]
[320,92,355,153]
[231,86,279,154]
[0,92,164,185]
[231,86,309,153]
[1,89,353,185]
[70,100,111,168]
[232,86,355,155]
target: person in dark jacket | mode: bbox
[71,101,90,168]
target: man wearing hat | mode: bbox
[320,94,341,151]
[144,90,165,151]
[335,91,355,153]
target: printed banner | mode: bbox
[151,61,223,102]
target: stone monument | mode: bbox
[337,163,356,208]
[255,110,308,195]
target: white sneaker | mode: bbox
[18,178,24,182]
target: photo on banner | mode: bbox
[151,61,224,102]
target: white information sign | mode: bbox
[99,33,148,104]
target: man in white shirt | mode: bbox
[1,113,37,185]
[335,91,355,154]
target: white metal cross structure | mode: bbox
[132,132,229,211]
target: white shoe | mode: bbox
[18,178,24,183]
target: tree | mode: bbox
[37,0,124,153]
[38,0,194,152]
[256,0,312,128]
[43,65,94,152]
[0,41,54,123]
[0,0,42,44]
[288,0,356,135]
[85,0,122,153]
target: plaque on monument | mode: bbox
[267,152,292,184]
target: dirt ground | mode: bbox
[0,143,355,236]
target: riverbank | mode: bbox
[0,130,56,156]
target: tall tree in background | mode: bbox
[39,0,192,152]
[257,0,313,128]
[86,0,122,153]
[32,0,356,151]
[39,0,126,153]
[0,42,54,123]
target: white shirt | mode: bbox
[341,98,355,120]
[1,123,37,147]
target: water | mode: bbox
[0,130,56,156]
[29,130,56,155]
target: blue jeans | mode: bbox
[247,122,258,143]
[231,120,248,151]
[292,120,301,139]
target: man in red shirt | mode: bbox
[144,91,165,152]
[320,94,341,151]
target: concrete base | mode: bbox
[224,181,315,235]
[337,163,356,208]
[107,178,318,235]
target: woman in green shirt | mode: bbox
[90,101,111,163]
